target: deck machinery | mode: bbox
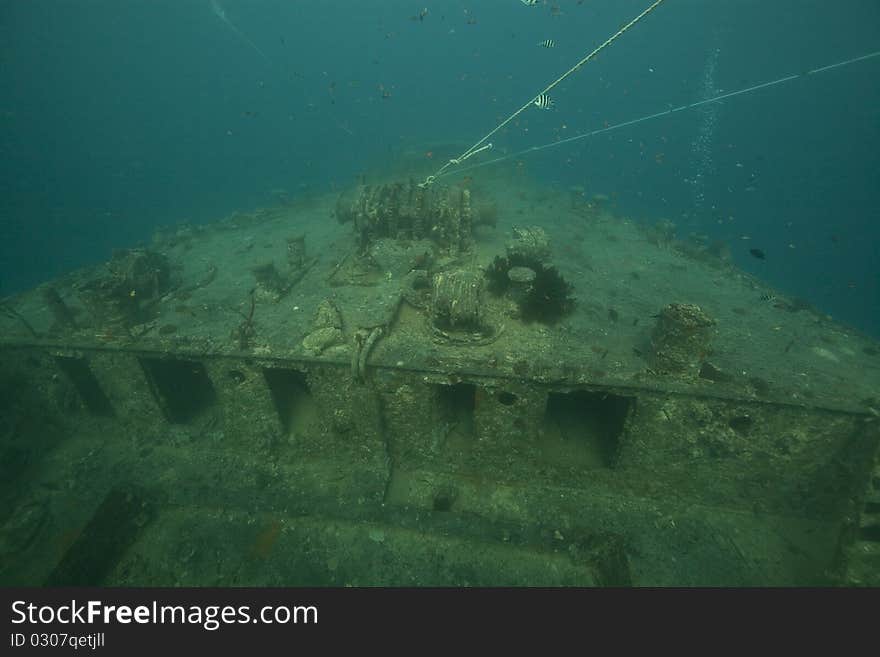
[1,178,878,586]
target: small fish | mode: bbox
[749,248,766,260]
[533,93,554,110]
[538,39,555,48]
[521,0,540,5]
[759,293,776,302]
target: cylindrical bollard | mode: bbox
[649,303,715,375]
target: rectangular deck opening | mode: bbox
[139,357,216,423]
[541,390,632,469]
[263,368,317,436]
[45,484,153,585]
[435,382,476,445]
[54,356,114,416]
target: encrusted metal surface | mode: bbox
[2,180,879,585]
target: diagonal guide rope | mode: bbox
[435,49,880,178]
[421,0,667,187]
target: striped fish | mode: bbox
[533,93,554,109]
[520,0,539,6]
[538,39,555,48]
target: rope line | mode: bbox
[436,50,880,178]
[420,0,667,187]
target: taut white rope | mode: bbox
[432,49,880,178]
[421,0,667,187]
